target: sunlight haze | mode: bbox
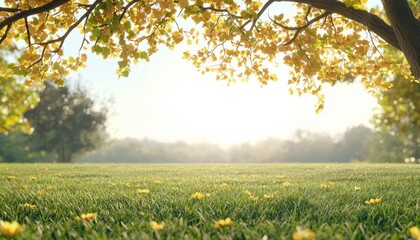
[58,0,384,146]
[72,47,378,145]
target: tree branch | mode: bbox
[276,0,401,51]
[38,0,100,49]
[0,7,20,13]
[119,0,140,21]
[269,11,331,45]
[0,24,11,45]
[0,0,70,32]
[381,0,420,78]
[25,17,31,46]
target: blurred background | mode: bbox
[1,44,419,164]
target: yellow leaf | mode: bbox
[178,0,189,8]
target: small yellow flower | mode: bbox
[220,183,229,188]
[354,186,361,191]
[264,194,274,200]
[18,203,36,209]
[153,179,162,184]
[36,190,43,196]
[364,198,381,205]
[283,181,291,187]
[244,190,253,196]
[6,176,17,181]
[214,218,233,228]
[30,176,37,181]
[0,221,23,237]
[292,228,316,240]
[55,173,62,177]
[320,184,329,189]
[409,226,420,240]
[249,195,259,201]
[75,213,97,221]
[149,221,164,231]
[136,189,150,195]
[191,192,205,199]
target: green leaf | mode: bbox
[92,28,101,38]
[118,60,128,68]
[102,47,111,58]
[139,51,148,60]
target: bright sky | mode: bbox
[70,46,378,146]
[65,0,382,146]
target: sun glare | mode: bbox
[78,48,377,146]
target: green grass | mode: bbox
[0,163,419,239]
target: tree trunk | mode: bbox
[382,0,420,79]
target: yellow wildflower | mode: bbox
[18,203,36,209]
[244,190,253,196]
[409,226,420,240]
[6,176,17,180]
[55,173,62,177]
[75,213,97,221]
[264,194,274,200]
[214,218,233,228]
[320,184,329,189]
[191,192,205,199]
[220,183,229,188]
[136,189,150,195]
[292,228,316,240]
[354,186,361,191]
[364,198,381,205]
[36,190,43,196]
[249,195,259,201]
[283,181,291,187]
[30,176,37,181]
[0,221,23,237]
[149,221,164,231]
[153,179,162,184]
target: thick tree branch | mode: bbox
[0,7,20,13]
[277,0,401,51]
[381,0,420,78]
[0,0,70,32]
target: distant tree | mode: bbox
[24,82,108,162]
[336,125,372,162]
[362,131,407,163]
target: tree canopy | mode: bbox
[0,0,419,111]
[0,46,38,133]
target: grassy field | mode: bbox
[0,163,419,239]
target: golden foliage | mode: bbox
[1,0,418,111]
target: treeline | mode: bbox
[80,125,415,163]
